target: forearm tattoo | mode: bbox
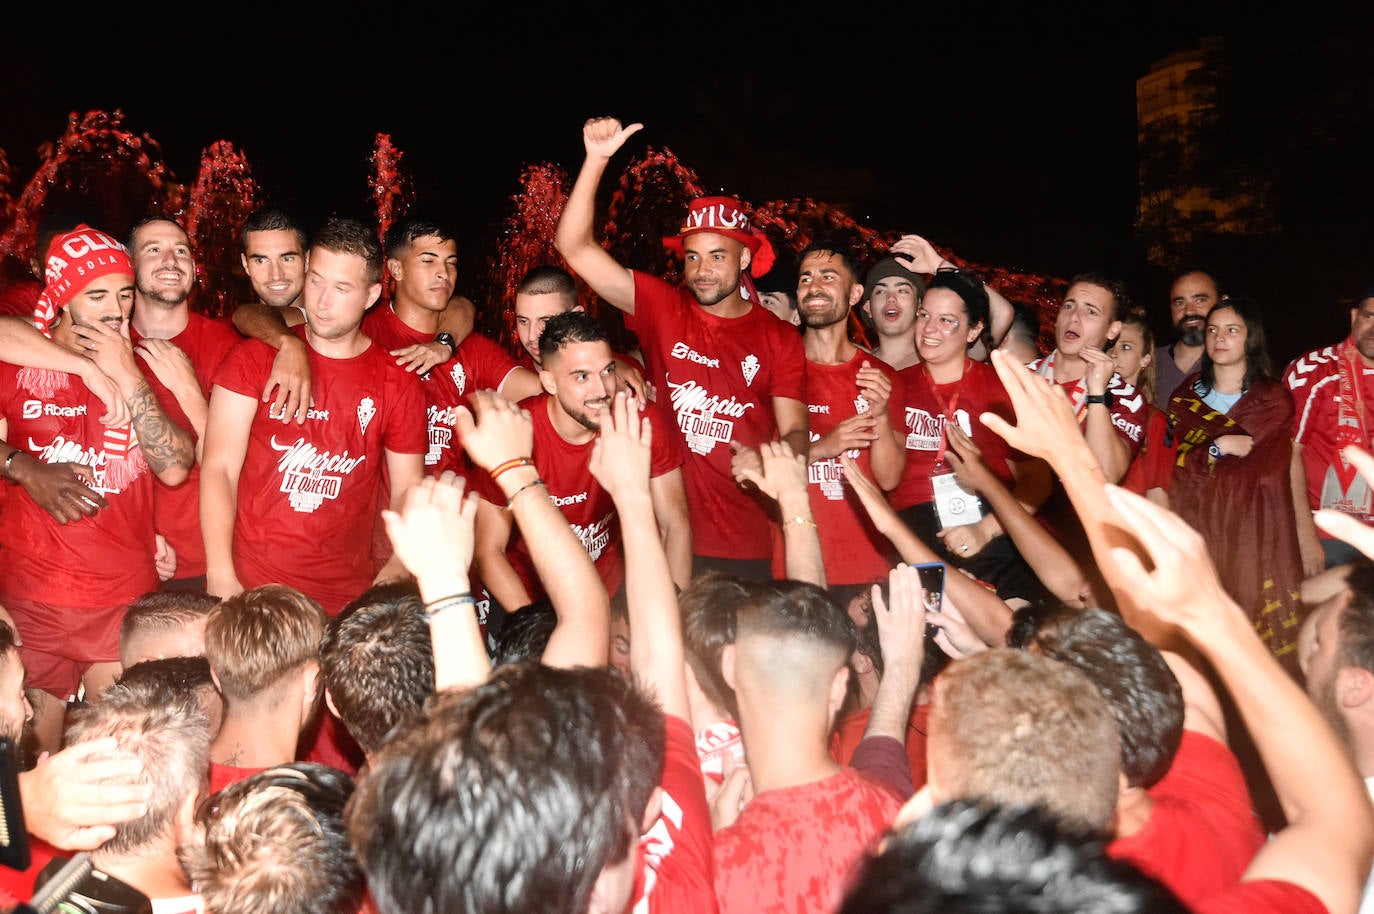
[127,381,195,474]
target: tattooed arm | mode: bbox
[75,317,194,485]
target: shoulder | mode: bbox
[1283,344,1342,387]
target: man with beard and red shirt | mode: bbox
[787,238,905,594]
[0,225,195,753]
[556,116,808,582]
[1285,285,1374,572]
[473,310,690,613]
[200,217,426,617]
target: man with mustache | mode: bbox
[1153,269,1221,412]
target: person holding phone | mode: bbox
[890,266,1054,604]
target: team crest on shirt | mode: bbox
[855,394,871,414]
[741,354,760,386]
[449,363,468,395]
[357,397,377,435]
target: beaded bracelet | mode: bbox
[489,456,534,482]
[422,593,477,623]
[505,477,547,506]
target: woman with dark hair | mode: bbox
[1166,296,1306,675]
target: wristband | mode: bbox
[423,593,476,623]
[1085,392,1114,408]
[2,449,24,481]
[489,457,534,481]
[506,477,547,505]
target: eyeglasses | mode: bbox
[916,309,962,332]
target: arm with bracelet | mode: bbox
[381,471,490,692]
[456,390,610,669]
[736,439,826,587]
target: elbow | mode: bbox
[158,464,191,487]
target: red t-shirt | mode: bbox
[889,358,1020,510]
[474,393,682,600]
[208,760,268,795]
[363,309,520,479]
[1029,352,1148,457]
[1106,730,1266,907]
[1285,341,1374,530]
[628,273,807,561]
[0,277,40,319]
[210,329,427,614]
[771,352,902,585]
[1121,403,1175,497]
[0,364,158,609]
[631,715,715,914]
[829,701,931,793]
[131,313,240,579]
[713,765,903,914]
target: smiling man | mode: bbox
[473,310,690,613]
[200,217,426,617]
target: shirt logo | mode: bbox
[665,373,756,456]
[450,363,468,394]
[357,397,377,435]
[271,437,367,513]
[742,354,760,386]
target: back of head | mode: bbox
[349,661,664,914]
[838,799,1188,914]
[733,579,856,705]
[679,571,748,720]
[116,655,223,742]
[119,590,218,668]
[1025,607,1183,788]
[492,599,559,667]
[186,762,363,914]
[1339,562,1374,671]
[64,683,210,856]
[319,581,434,756]
[204,584,326,702]
[240,206,307,251]
[928,649,1121,833]
[312,217,383,286]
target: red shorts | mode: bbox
[3,597,124,699]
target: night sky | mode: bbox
[2,7,1369,364]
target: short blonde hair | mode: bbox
[204,585,325,701]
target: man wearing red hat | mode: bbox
[0,224,196,753]
[556,117,808,580]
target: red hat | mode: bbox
[662,196,775,278]
[32,224,134,335]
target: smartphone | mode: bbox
[911,561,945,615]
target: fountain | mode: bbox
[0,109,1065,351]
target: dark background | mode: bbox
[2,6,1371,366]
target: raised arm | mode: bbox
[456,390,609,668]
[944,423,1094,607]
[552,117,643,314]
[228,302,311,424]
[737,440,826,587]
[1104,484,1374,914]
[888,233,1014,351]
[590,392,689,718]
[381,471,490,692]
[841,452,1012,646]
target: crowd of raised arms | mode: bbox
[0,114,1372,914]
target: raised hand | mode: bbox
[1080,346,1117,395]
[856,361,893,419]
[982,349,1089,465]
[382,471,479,586]
[455,389,534,472]
[589,391,651,500]
[887,234,947,274]
[737,440,809,506]
[1314,444,1374,560]
[943,422,995,494]
[582,117,644,162]
[134,338,199,398]
[72,317,141,396]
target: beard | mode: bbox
[1177,316,1206,347]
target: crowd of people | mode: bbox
[0,113,1371,913]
